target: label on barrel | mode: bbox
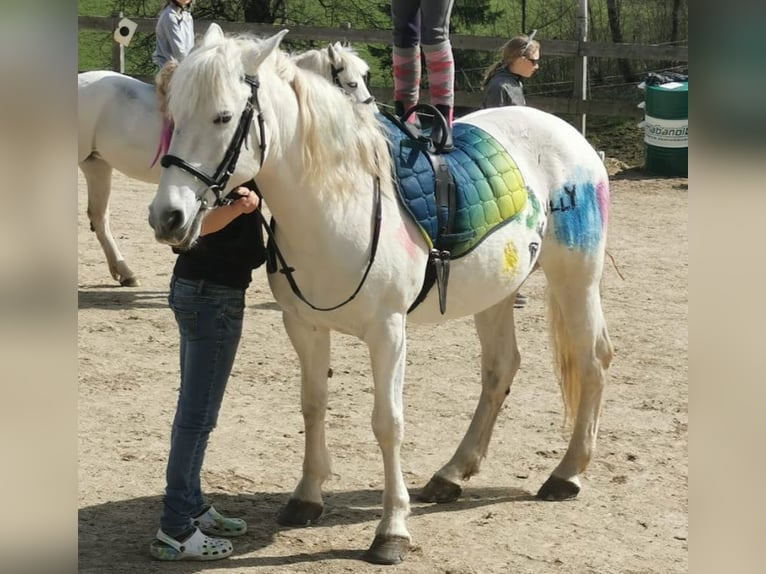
[644,115,688,148]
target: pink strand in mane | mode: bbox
[150,117,173,168]
[151,60,177,168]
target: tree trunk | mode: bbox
[242,0,284,24]
[605,0,634,82]
[670,0,682,44]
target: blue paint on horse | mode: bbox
[549,173,604,253]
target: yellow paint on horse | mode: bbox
[502,242,518,275]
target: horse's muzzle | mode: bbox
[148,204,201,249]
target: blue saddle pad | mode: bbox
[378,113,528,258]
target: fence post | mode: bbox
[573,0,588,135]
[111,10,125,73]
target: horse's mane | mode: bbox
[168,33,391,199]
[167,36,254,125]
[154,60,177,117]
[285,52,388,194]
[335,44,371,77]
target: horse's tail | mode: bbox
[548,289,579,425]
[546,281,613,428]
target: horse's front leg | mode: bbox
[80,157,139,286]
[361,314,411,565]
[420,295,521,503]
[277,311,331,526]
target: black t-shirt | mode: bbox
[172,209,267,289]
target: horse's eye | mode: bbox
[347,82,358,88]
[213,112,233,125]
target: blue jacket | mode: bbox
[152,4,195,69]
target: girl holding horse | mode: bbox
[149,184,267,561]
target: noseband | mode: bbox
[160,74,266,207]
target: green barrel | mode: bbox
[644,81,688,176]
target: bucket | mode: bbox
[644,81,688,177]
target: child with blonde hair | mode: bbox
[481,31,541,108]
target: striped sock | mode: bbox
[393,45,421,115]
[423,41,454,124]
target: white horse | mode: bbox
[148,25,613,565]
[78,42,373,286]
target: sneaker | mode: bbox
[149,527,232,561]
[193,505,247,537]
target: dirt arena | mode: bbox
[78,164,687,573]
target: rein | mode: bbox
[254,175,383,312]
[160,74,266,207]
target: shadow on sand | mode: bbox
[79,485,534,572]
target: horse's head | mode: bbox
[148,24,288,249]
[292,42,374,106]
[326,43,374,105]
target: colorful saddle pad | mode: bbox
[378,113,528,259]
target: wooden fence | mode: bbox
[80,15,688,123]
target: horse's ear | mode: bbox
[327,42,338,63]
[243,29,289,72]
[201,23,224,46]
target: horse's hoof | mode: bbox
[417,474,462,503]
[277,498,323,526]
[120,277,140,287]
[362,534,409,565]
[536,475,580,501]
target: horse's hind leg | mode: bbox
[277,311,331,527]
[420,295,521,503]
[80,157,139,286]
[536,246,613,500]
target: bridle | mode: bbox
[330,64,375,105]
[159,71,382,312]
[160,74,266,208]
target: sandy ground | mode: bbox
[78,163,688,573]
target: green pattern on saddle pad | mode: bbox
[379,114,527,259]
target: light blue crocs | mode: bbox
[192,505,247,537]
[149,527,233,561]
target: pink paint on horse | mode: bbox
[596,179,610,229]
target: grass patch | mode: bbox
[79,30,113,71]
[79,0,115,16]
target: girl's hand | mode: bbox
[230,188,260,214]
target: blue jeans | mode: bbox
[161,276,245,536]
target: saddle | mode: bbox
[378,107,528,315]
[380,105,462,314]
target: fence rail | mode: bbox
[79,15,688,121]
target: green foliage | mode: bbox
[79,30,112,71]
[78,0,686,163]
[78,0,115,16]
